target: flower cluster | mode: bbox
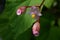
[16,6,41,37]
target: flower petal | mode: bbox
[16,9,22,15]
[32,22,40,37]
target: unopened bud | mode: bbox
[16,9,22,15]
[16,6,26,15]
[32,22,40,37]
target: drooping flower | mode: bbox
[32,22,40,37]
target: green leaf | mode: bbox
[0,1,36,40]
[6,0,26,2]
[11,8,36,40]
[47,27,60,40]
[44,0,54,8]
[16,0,31,7]
[15,28,32,40]
[29,0,43,6]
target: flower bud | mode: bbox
[16,9,22,15]
[16,6,26,15]
[32,22,40,37]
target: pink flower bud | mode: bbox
[16,6,26,15]
[32,22,40,37]
[16,9,22,15]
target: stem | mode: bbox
[38,0,45,22]
[39,0,45,9]
[22,0,45,23]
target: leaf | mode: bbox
[0,1,36,40]
[6,0,26,2]
[12,8,36,40]
[16,0,31,7]
[29,0,43,6]
[15,28,32,40]
[47,27,60,40]
[44,0,54,8]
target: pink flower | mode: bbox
[30,6,42,20]
[17,9,22,15]
[16,6,26,15]
[32,22,40,37]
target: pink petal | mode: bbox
[33,31,39,37]
[32,22,40,37]
[16,9,22,15]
